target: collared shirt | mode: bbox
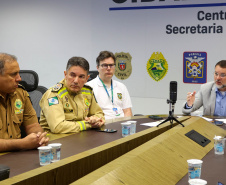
[214,88,226,116]
[0,87,38,139]
[86,76,132,120]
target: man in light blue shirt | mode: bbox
[182,60,226,116]
[214,88,226,116]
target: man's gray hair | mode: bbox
[66,57,89,73]
[0,53,17,75]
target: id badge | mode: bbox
[113,107,118,113]
[113,108,120,116]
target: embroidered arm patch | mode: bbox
[48,96,59,106]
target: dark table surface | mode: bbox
[0,117,154,177]
[177,122,226,185]
[1,116,225,184]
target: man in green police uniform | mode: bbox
[39,56,105,134]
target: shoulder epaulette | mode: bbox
[83,84,93,90]
[18,84,26,90]
[81,85,92,95]
[51,83,63,92]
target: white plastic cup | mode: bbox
[121,122,131,137]
[38,146,51,166]
[188,179,207,185]
[127,121,137,135]
[214,136,225,155]
[48,143,62,162]
[187,159,203,180]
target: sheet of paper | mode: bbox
[140,120,163,127]
[141,116,225,127]
[201,117,213,122]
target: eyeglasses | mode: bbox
[214,72,226,78]
[100,64,116,69]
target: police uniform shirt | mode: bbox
[0,86,38,139]
[39,79,105,134]
[86,76,132,120]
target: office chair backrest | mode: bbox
[87,70,99,82]
[19,85,48,138]
[19,70,39,92]
[19,70,46,138]
[19,70,47,121]
[28,86,48,120]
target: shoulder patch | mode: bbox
[48,96,59,106]
[52,83,63,92]
[18,84,26,90]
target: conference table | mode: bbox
[0,115,175,185]
[0,116,152,177]
[71,116,226,185]
[0,115,225,185]
[177,149,226,185]
[176,120,226,185]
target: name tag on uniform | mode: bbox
[15,109,24,114]
[64,109,73,113]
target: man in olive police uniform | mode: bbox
[39,57,105,134]
[0,53,49,152]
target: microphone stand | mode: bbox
[157,99,184,128]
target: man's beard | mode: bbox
[215,80,226,89]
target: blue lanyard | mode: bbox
[99,76,114,104]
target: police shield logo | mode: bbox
[84,98,90,107]
[119,61,126,71]
[114,52,132,80]
[146,52,168,81]
[117,93,122,100]
[15,99,22,109]
[183,52,207,84]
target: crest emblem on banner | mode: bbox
[146,52,168,81]
[183,52,207,84]
[114,52,132,80]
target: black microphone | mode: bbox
[170,81,177,104]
